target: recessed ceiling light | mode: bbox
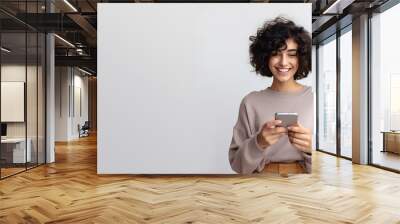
[63,0,78,12]
[1,47,11,53]
[322,0,354,15]
[78,67,93,76]
[54,34,75,48]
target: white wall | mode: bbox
[98,3,312,174]
[1,65,38,138]
[55,67,69,141]
[55,67,89,141]
[1,65,26,124]
[72,73,89,138]
[1,82,24,122]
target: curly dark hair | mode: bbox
[249,17,312,80]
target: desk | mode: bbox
[1,138,32,163]
[381,131,400,154]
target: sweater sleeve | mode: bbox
[300,153,312,173]
[229,97,265,174]
[302,91,314,173]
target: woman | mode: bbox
[229,17,313,174]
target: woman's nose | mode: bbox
[279,54,289,66]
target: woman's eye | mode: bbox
[289,54,297,57]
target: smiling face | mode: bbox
[268,38,299,83]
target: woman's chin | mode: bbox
[274,75,293,83]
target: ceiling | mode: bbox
[0,0,391,75]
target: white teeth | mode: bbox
[278,68,290,72]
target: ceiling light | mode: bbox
[322,0,355,15]
[78,67,93,76]
[63,0,78,12]
[1,47,11,53]
[54,34,75,48]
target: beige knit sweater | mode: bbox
[229,86,314,174]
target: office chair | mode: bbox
[79,121,90,138]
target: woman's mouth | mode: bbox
[277,67,291,72]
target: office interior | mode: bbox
[0,0,399,222]
[0,0,97,179]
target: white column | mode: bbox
[46,33,55,163]
[45,0,55,163]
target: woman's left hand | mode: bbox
[287,123,312,154]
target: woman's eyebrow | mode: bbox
[287,49,297,52]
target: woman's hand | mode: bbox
[287,123,312,154]
[257,120,287,150]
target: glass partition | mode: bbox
[1,31,28,177]
[339,27,352,158]
[0,1,46,179]
[371,3,400,171]
[317,35,337,155]
[27,31,38,169]
[27,0,36,170]
[38,32,45,165]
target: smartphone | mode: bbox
[275,112,298,127]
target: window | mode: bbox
[317,36,337,154]
[370,2,400,171]
[339,27,352,158]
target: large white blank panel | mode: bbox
[98,3,311,174]
[1,82,25,122]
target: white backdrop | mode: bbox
[98,3,312,174]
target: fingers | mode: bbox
[288,132,311,141]
[267,134,283,141]
[261,121,287,136]
[265,120,282,129]
[289,137,311,154]
[287,125,313,153]
[263,121,287,133]
[272,127,287,134]
[264,128,286,138]
[265,132,286,145]
[287,125,311,134]
[260,120,313,153]
[289,137,310,148]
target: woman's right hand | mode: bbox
[256,120,287,150]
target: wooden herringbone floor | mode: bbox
[1,134,400,224]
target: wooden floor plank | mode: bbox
[0,134,400,223]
